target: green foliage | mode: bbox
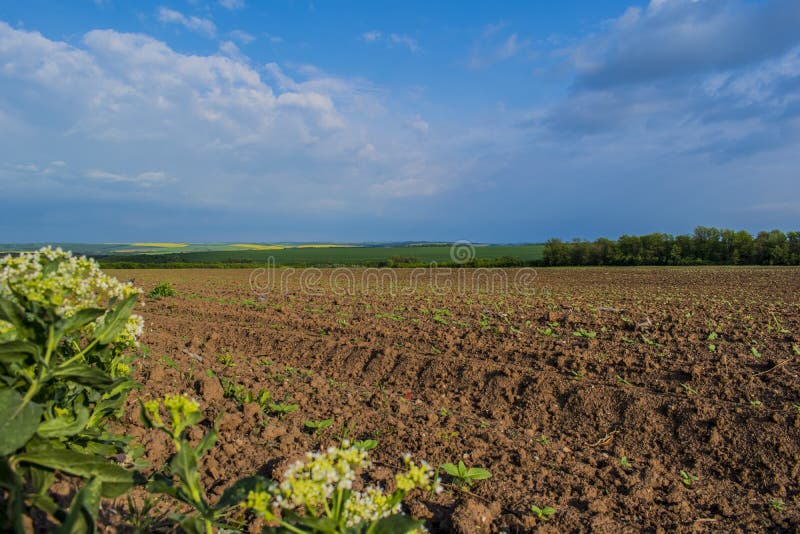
[147,282,176,299]
[304,418,333,435]
[439,461,491,487]
[572,328,597,339]
[140,395,266,533]
[680,469,699,487]
[0,248,142,531]
[268,402,299,418]
[243,443,438,532]
[543,227,800,266]
[530,504,556,521]
[220,377,270,409]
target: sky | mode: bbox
[0,0,799,243]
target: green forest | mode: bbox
[543,227,800,266]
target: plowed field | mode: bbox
[111,267,800,532]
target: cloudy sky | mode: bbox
[1,0,799,243]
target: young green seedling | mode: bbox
[268,402,299,418]
[440,461,491,487]
[353,439,379,451]
[530,505,556,521]
[303,418,333,435]
[573,328,597,339]
[680,469,698,487]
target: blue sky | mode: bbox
[1,0,799,243]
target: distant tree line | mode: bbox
[543,227,800,266]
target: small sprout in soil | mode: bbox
[793,344,800,356]
[707,332,719,341]
[539,327,559,338]
[680,470,699,487]
[708,344,716,352]
[215,351,236,368]
[530,505,556,521]
[353,439,378,451]
[205,368,215,377]
[161,356,179,371]
[148,281,176,299]
[616,375,631,386]
[769,499,786,512]
[268,402,299,418]
[126,494,169,533]
[304,418,333,434]
[570,370,584,380]
[769,313,791,335]
[620,456,632,469]
[641,335,662,346]
[681,383,697,396]
[439,407,453,418]
[749,399,762,407]
[440,461,492,487]
[537,434,550,445]
[573,328,597,339]
[751,347,762,358]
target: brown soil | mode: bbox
[107,267,800,532]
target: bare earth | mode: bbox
[109,267,800,533]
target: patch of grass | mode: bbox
[147,281,176,299]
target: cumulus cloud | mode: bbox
[571,0,800,89]
[0,20,454,225]
[530,0,800,165]
[156,7,216,37]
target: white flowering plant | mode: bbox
[243,442,439,533]
[0,248,143,532]
[140,393,436,534]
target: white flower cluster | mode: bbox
[244,441,439,530]
[0,247,143,346]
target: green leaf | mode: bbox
[0,341,41,364]
[15,448,134,498]
[215,476,272,510]
[466,467,491,481]
[55,308,105,339]
[178,514,207,534]
[283,510,339,532]
[440,463,459,477]
[195,425,218,458]
[0,298,32,339]
[0,388,43,455]
[93,294,137,345]
[368,514,425,534]
[37,402,90,438]
[169,444,208,512]
[50,363,113,387]
[56,477,102,534]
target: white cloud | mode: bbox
[361,30,382,42]
[409,116,429,134]
[0,21,456,212]
[388,34,419,53]
[229,29,255,44]
[370,177,438,198]
[218,0,245,10]
[361,31,420,53]
[156,7,216,37]
[87,169,168,186]
[468,27,530,69]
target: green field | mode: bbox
[0,243,544,268]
